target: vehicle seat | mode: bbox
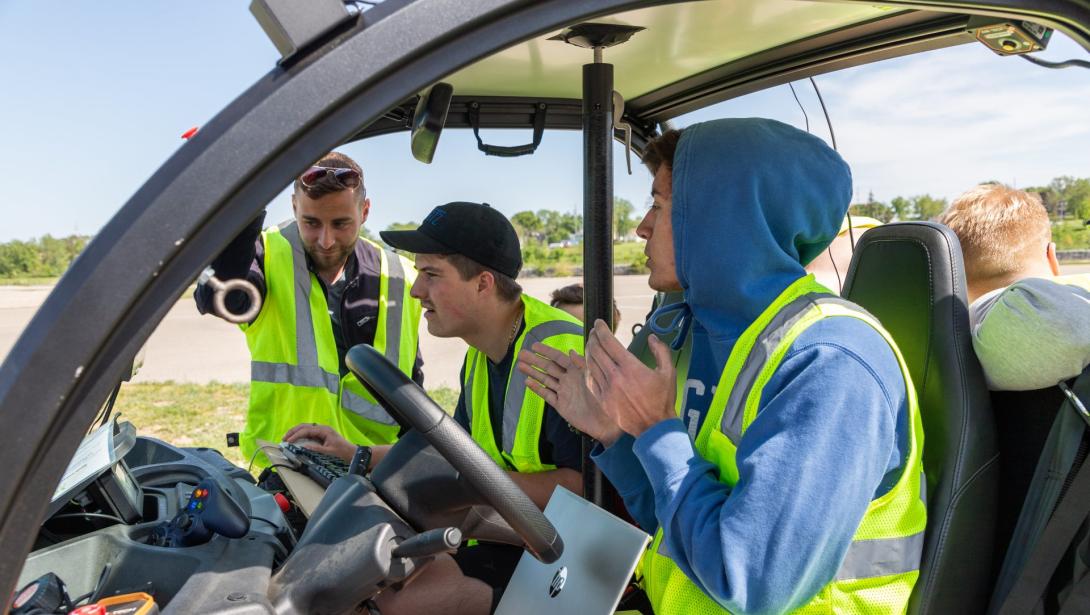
[989,385,1067,576]
[841,221,999,615]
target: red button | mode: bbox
[274,493,291,513]
[72,605,106,615]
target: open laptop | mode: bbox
[496,487,651,615]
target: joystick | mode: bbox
[147,479,249,548]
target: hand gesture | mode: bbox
[517,342,623,446]
[283,423,356,462]
[585,320,677,437]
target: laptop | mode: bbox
[496,487,651,615]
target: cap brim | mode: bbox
[378,229,452,254]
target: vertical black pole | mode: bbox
[582,58,613,506]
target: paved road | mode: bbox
[0,276,657,389]
[4,265,1088,389]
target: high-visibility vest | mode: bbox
[241,223,421,466]
[642,275,927,614]
[463,294,583,473]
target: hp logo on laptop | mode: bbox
[549,566,568,598]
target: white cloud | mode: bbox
[820,36,1090,201]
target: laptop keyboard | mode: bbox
[280,442,349,488]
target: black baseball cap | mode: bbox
[380,202,522,278]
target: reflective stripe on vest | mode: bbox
[464,294,583,472]
[642,274,926,614]
[251,361,339,394]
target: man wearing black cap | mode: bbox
[285,202,585,614]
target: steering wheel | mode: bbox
[346,344,564,563]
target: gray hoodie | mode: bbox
[970,274,1090,391]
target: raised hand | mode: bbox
[517,342,623,446]
[584,320,677,437]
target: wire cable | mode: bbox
[829,247,844,293]
[809,76,856,252]
[247,447,266,474]
[1020,54,1090,70]
[48,512,126,524]
[788,82,810,133]
[809,77,837,151]
[92,384,121,430]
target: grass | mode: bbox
[0,276,60,286]
[114,382,461,469]
[1053,220,1090,251]
[522,241,647,276]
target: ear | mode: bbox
[477,270,496,295]
[360,196,371,222]
[1047,241,1060,276]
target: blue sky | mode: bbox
[1,2,1088,243]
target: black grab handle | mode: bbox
[468,101,547,157]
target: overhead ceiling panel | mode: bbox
[444,0,906,99]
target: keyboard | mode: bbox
[279,442,349,488]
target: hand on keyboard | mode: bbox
[280,442,350,488]
[283,423,356,461]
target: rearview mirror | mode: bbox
[410,82,453,164]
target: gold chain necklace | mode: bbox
[506,307,524,348]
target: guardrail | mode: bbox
[1059,250,1090,262]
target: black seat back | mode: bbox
[842,222,998,614]
[990,386,1067,576]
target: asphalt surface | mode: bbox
[4,265,1088,389]
[0,275,657,389]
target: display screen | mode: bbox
[111,461,142,512]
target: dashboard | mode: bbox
[20,430,293,612]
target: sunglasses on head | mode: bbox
[299,166,363,191]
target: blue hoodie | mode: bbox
[593,118,911,614]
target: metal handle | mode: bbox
[198,267,262,324]
[613,90,633,175]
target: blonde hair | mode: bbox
[938,184,1051,285]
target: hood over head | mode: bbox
[670,118,852,364]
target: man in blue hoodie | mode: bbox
[518,118,926,614]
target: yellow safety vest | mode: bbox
[241,224,421,467]
[463,294,583,473]
[642,275,927,614]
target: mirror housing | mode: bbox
[410,82,453,164]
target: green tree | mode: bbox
[914,195,947,220]
[890,196,912,221]
[511,211,543,243]
[1049,176,1090,221]
[0,234,90,279]
[384,221,418,232]
[613,197,636,241]
[887,194,947,220]
[849,192,894,223]
[0,241,37,277]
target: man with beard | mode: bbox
[195,151,422,470]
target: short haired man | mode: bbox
[549,282,621,331]
[194,151,422,469]
[286,202,584,614]
[938,183,1090,390]
[519,119,925,613]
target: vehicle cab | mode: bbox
[2,1,1089,613]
